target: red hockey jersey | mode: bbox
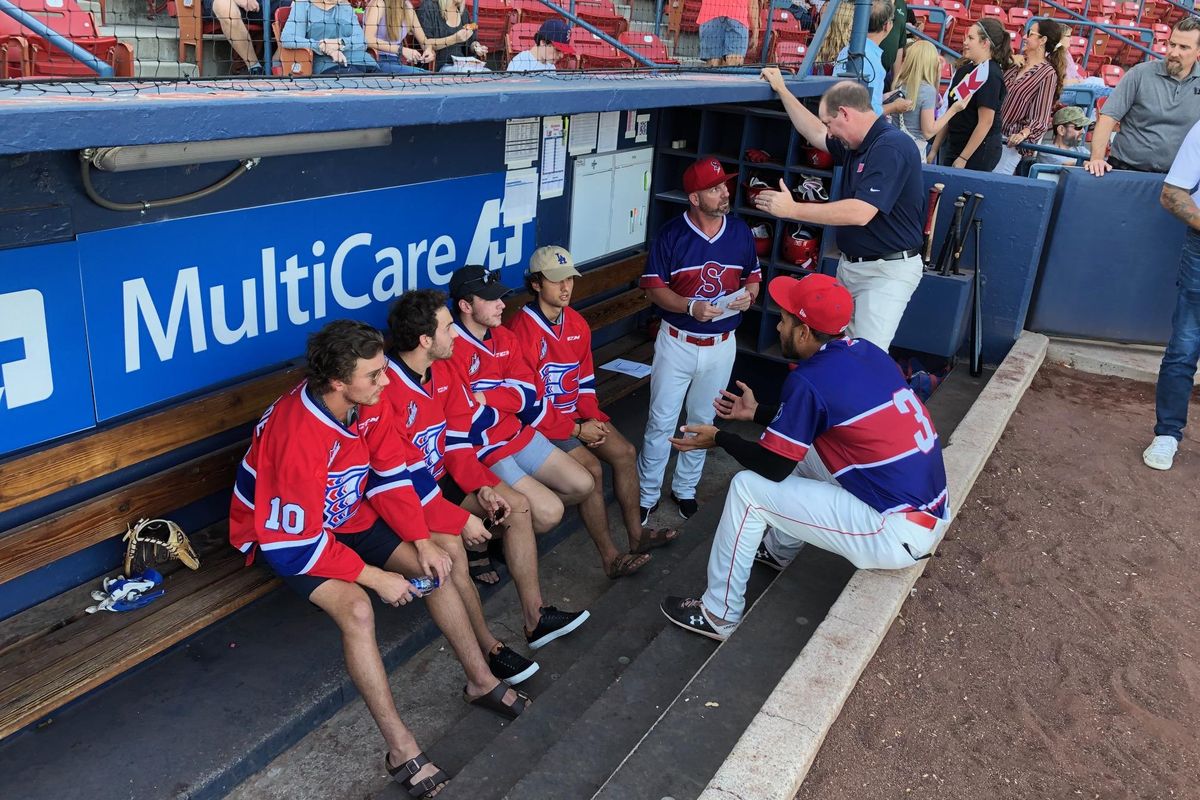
[446,318,537,465]
[382,355,500,494]
[229,381,465,583]
[504,303,611,440]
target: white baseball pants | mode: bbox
[836,254,923,352]
[637,323,737,506]
[701,449,948,624]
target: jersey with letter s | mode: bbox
[759,339,949,517]
[640,213,762,335]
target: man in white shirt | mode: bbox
[507,18,575,72]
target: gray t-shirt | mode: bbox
[889,82,937,148]
[1103,60,1200,173]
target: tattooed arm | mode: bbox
[1161,184,1200,232]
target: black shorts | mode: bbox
[437,473,468,506]
[274,519,405,601]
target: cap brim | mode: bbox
[475,283,512,300]
[767,275,801,316]
[552,41,575,56]
[536,265,582,281]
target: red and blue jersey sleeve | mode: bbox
[359,403,433,543]
[441,364,502,493]
[639,223,676,290]
[759,373,824,463]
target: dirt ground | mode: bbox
[795,364,1200,800]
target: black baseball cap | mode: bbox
[449,265,511,301]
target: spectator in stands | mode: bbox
[507,18,575,71]
[1085,17,1200,176]
[506,246,679,578]
[1145,116,1200,471]
[205,0,286,75]
[420,0,489,72]
[887,39,941,153]
[993,19,1065,175]
[833,0,900,115]
[878,0,907,76]
[282,0,415,74]
[930,18,1011,171]
[813,0,853,71]
[1035,106,1091,165]
[363,0,435,71]
[696,0,760,67]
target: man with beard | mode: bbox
[658,275,950,641]
[1035,106,1091,166]
[755,75,926,352]
[637,157,761,523]
[1084,17,1200,176]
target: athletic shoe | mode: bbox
[753,540,788,572]
[660,596,737,641]
[793,175,829,202]
[639,502,659,527]
[526,606,590,650]
[1143,435,1179,470]
[248,63,264,76]
[488,644,539,685]
[670,491,698,519]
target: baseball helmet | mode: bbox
[800,145,835,171]
[782,227,820,267]
[744,174,773,204]
[751,222,773,257]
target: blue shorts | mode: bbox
[490,431,555,486]
[272,519,404,601]
[551,436,582,453]
[699,17,749,61]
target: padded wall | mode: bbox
[1028,168,1186,344]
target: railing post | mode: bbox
[798,0,842,76]
[262,1,272,73]
[841,0,872,81]
[654,0,663,36]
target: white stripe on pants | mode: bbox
[835,254,923,352]
[701,449,947,624]
[637,324,737,506]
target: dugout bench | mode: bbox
[0,251,652,742]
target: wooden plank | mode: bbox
[580,288,651,331]
[501,253,646,322]
[0,443,246,586]
[595,337,656,409]
[0,366,301,515]
[0,560,278,741]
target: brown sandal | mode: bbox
[385,751,450,798]
[605,551,651,579]
[464,681,530,720]
[631,526,679,554]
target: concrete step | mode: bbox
[674,30,699,57]
[99,22,181,62]
[630,0,662,24]
[133,57,200,77]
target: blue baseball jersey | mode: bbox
[640,213,762,335]
[759,338,949,517]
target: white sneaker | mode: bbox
[1142,435,1178,470]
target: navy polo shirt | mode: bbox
[826,117,926,259]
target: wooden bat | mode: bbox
[970,217,984,377]
[952,193,984,273]
[937,195,967,276]
[922,182,945,268]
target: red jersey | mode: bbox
[381,355,500,494]
[446,318,538,465]
[229,381,465,583]
[504,303,610,440]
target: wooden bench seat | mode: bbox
[0,250,657,742]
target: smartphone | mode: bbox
[883,88,905,105]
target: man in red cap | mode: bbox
[507,18,576,72]
[637,156,761,525]
[660,274,949,640]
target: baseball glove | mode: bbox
[123,518,201,577]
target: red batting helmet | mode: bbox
[782,227,820,268]
[801,145,834,171]
[751,222,773,257]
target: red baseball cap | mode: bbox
[683,156,733,194]
[767,274,853,335]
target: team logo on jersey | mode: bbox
[324,464,369,528]
[539,337,548,360]
[697,262,730,299]
[406,400,418,429]
[412,420,448,477]
[469,352,481,376]
[540,362,580,409]
[327,440,341,466]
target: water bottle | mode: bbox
[410,576,440,596]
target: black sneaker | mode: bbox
[660,596,736,641]
[526,606,590,650]
[488,644,539,685]
[670,492,698,519]
[639,502,659,527]
[754,540,788,572]
[248,63,264,76]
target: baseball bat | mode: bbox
[922,182,945,268]
[952,193,984,273]
[937,196,967,276]
[970,217,983,377]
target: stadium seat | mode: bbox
[1117,1,1140,20]
[464,0,512,52]
[1100,63,1124,87]
[575,0,627,38]
[272,4,312,76]
[570,28,633,68]
[749,7,804,63]
[618,31,678,65]
[978,4,1005,21]
[774,39,806,69]
[1,0,133,78]
[1152,22,1170,42]
[512,0,563,27]
[506,20,539,61]
[1005,7,1031,28]
[0,32,33,78]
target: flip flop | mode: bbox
[468,552,499,586]
[605,551,651,579]
[464,681,530,720]
[631,526,679,555]
[385,751,450,798]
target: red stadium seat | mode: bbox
[617,30,678,65]
[575,0,627,38]
[570,28,633,68]
[1005,7,1031,27]
[1117,1,1140,20]
[978,4,1005,21]
[774,39,806,69]
[748,7,804,62]
[0,32,33,78]
[272,4,312,75]
[0,0,133,77]
[464,0,512,51]
[1100,63,1124,87]
[506,20,539,61]
[1152,22,1170,42]
[511,0,563,27]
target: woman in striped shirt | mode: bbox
[993,19,1066,175]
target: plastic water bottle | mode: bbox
[410,576,440,596]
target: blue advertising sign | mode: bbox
[78,172,535,420]
[0,242,96,456]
